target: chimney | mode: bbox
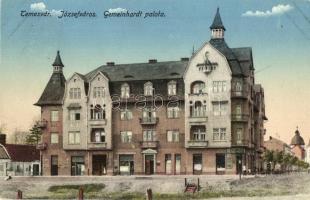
[0,134,6,145]
[148,59,157,64]
[180,57,189,61]
[106,62,115,66]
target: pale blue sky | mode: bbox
[1,0,310,143]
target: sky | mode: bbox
[0,0,310,144]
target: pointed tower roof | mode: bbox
[52,50,64,67]
[34,51,66,106]
[290,128,305,146]
[210,7,226,31]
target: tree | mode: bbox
[11,128,28,144]
[26,124,42,145]
[0,123,6,133]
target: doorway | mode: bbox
[51,155,58,176]
[175,154,181,175]
[145,154,155,175]
[193,154,202,174]
[32,164,40,176]
[216,154,226,175]
[92,155,107,175]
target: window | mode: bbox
[91,128,105,143]
[90,105,105,120]
[51,111,59,122]
[167,106,179,118]
[68,132,80,144]
[237,128,243,143]
[190,126,206,141]
[190,101,206,117]
[167,130,179,142]
[93,87,105,98]
[69,110,80,121]
[191,81,205,94]
[168,81,177,95]
[71,156,85,176]
[213,128,226,141]
[142,108,156,121]
[144,82,153,96]
[143,130,156,141]
[121,83,130,98]
[212,81,227,93]
[69,88,81,99]
[235,81,242,91]
[51,133,59,144]
[121,131,132,143]
[212,101,227,116]
[121,109,133,120]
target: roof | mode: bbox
[52,51,64,67]
[0,145,10,160]
[85,61,188,82]
[208,39,254,77]
[3,144,39,162]
[35,72,66,106]
[210,8,226,31]
[291,129,305,145]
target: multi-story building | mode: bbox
[35,8,267,176]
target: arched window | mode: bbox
[144,81,153,96]
[168,81,177,96]
[190,101,206,117]
[191,81,205,94]
[90,104,105,120]
[121,83,130,98]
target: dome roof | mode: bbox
[290,129,305,145]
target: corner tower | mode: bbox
[210,8,225,39]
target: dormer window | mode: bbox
[93,87,105,98]
[191,81,205,94]
[69,88,81,99]
[144,82,153,96]
[121,83,130,98]
[168,81,177,96]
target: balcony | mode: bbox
[232,139,249,147]
[36,120,47,129]
[231,90,248,99]
[140,141,159,148]
[187,140,208,148]
[231,114,249,122]
[89,118,107,126]
[37,143,47,150]
[188,116,208,124]
[139,117,158,125]
[88,142,107,149]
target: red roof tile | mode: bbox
[4,144,40,162]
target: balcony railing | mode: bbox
[36,120,47,129]
[139,117,159,125]
[140,140,159,148]
[232,139,249,146]
[37,142,47,150]
[231,114,249,122]
[187,140,208,148]
[188,116,208,123]
[231,90,248,99]
[88,142,107,149]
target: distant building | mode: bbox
[264,136,292,155]
[0,134,40,176]
[305,140,310,164]
[290,128,305,160]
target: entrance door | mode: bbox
[175,154,181,175]
[145,155,155,175]
[92,155,107,175]
[236,154,242,175]
[32,164,40,176]
[216,154,226,175]
[119,155,134,175]
[165,154,172,174]
[193,154,202,174]
[51,155,58,176]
